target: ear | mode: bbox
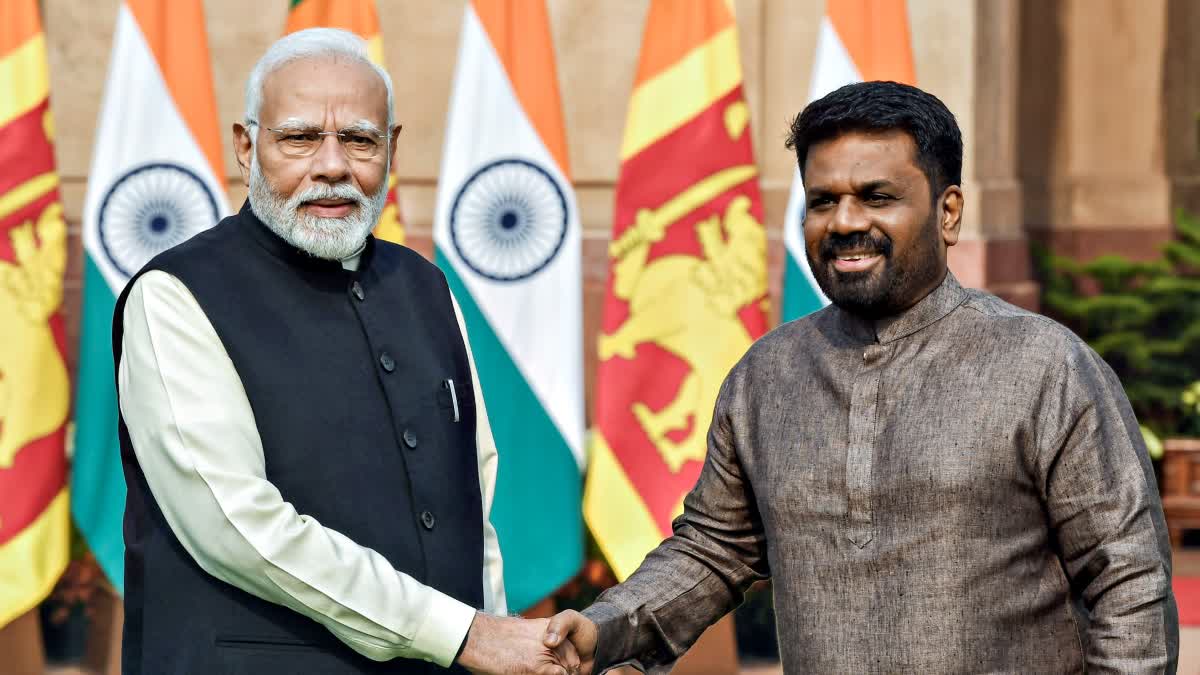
[388,124,403,165]
[232,122,254,186]
[938,185,964,247]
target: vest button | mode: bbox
[403,429,418,449]
[380,352,395,372]
[420,510,436,530]
[351,281,364,301]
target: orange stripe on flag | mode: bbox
[472,0,570,176]
[633,0,734,87]
[827,0,916,83]
[285,0,381,42]
[0,0,40,58]
[125,0,227,183]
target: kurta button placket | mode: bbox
[846,342,890,549]
[379,352,395,372]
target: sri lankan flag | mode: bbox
[0,0,71,628]
[585,0,769,580]
[285,0,405,245]
[780,0,916,321]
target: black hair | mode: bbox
[785,81,963,198]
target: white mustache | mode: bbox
[289,183,368,210]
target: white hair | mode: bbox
[243,27,394,129]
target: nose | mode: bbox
[829,195,870,235]
[308,134,351,184]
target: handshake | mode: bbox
[456,609,601,675]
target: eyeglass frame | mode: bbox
[244,119,402,160]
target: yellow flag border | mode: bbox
[0,489,69,629]
[583,431,669,581]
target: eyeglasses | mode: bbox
[248,121,400,160]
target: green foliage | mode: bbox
[1035,210,1200,441]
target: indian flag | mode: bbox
[780,0,916,322]
[73,0,229,592]
[433,0,583,612]
[284,0,405,245]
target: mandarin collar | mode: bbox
[240,200,376,278]
[836,271,969,344]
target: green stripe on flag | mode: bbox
[781,252,827,323]
[71,256,126,593]
[437,255,583,612]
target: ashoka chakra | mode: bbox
[449,158,569,282]
[98,162,220,278]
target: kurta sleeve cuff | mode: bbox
[583,601,645,673]
[410,590,476,668]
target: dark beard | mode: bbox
[806,214,943,319]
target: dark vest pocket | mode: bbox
[215,635,364,674]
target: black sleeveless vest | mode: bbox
[114,203,484,674]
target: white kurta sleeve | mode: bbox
[449,292,508,616]
[118,270,478,666]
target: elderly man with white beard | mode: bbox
[113,29,572,675]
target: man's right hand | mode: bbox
[543,610,599,675]
[457,612,578,675]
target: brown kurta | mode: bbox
[583,273,1177,674]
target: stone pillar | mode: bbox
[947,0,1034,308]
[1164,0,1200,217]
[1020,0,1176,263]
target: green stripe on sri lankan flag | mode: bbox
[433,2,584,611]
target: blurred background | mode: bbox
[2,0,1200,673]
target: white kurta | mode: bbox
[117,251,506,668]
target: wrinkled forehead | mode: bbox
[259,56,389,128]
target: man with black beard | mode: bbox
[114,28,570,675]
[543,82,1178,673]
